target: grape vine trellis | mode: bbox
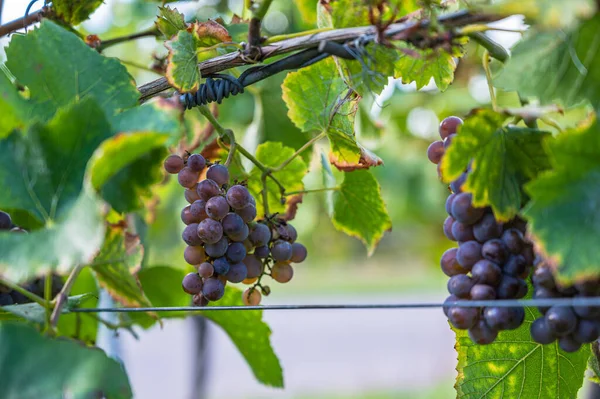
[0,0,600,398]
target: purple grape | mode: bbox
[249,223,271,246]
[271,240,292,261]
[496,275,521,299]
[193,294,209,307]
[451,221,475,242]
[182,273,203,295]
[531,318,556,344]
[205,237,228,258]
[447,306,479,329]
[225,262,248,283]
[533,287,560,314]
[558,335,582,353]
[427,140,444,164]
[190,200,209,221]
[449,172,466,193]
[503,255,527,277]
[515,279,528,299]
[445,194,456,216]
[197,219,223,244]
[226,242,247,263]
[443,295,460,316]
[184,246,206,265]
[226,185,252,210]
[202,277,225,301]
[254,245,270,258]
[447,275,475,298]
[440,248,468,277]
[483,307,524,330]
[181,205,198,225]
[0,293,13,305]
[206,164,230,186]
[284,224,298,243]
[473,213,502,242]
[187,154,206,172]
[471,260,502,286]
[290,243,307,263]
[532,266,556,291]
[197,262,214,278]
[444,133,457,150]
[456,241,482,269]
[481,239,508,264]
[222,213,246,238]
[451,193,484,224]
[470,284,496,300]
[439,116,463,139]
[164,155,184,174]
[182,223,202,246]
[185,186,201,204]
[545,306,577,336]
[522,244,535,265]
[206,196,230,220]
[573,319,600,343]
[443,217,456,241]
[213,257,231,275]
[196,179,221,201]
[235,204,257,223]
[244,254,264,279]
[501,228,524,254]
[573,295,600,319]
[178,167,199,188]
[468,320,498,344]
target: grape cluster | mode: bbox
[164,153,308,306]
[0,210,63,306]
[530,259,600,352]
[429,117,535,344]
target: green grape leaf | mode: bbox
[0,98,112,223]
[110,101,181,136]
[52,0,104,25]
[166,21,232,92]
[395,44,464,91]
[0,191,105,283]
[317,0,369,29]
[282,58,361,166]
[296,0,318,25]
[156,6,187,39]
[0,322,132,399]
[203,287,284,387]
[5,20,138,122]
[441,109,551,221]
[248,142,308,216]
[332,170,391,255]
[0,294,93,325]
[91,226,153,311]
[454,307,589,399]
[0,71,31,138]
[495,15,600,110]
[523,117,600,283]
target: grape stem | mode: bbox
[44,271,53,328]
[0,277,47,306]
[284,187,340,196]
[272,132,327,172]
[96,27,160,52]
[245,0,274,61]
[482,50,498,112]
[87,313,140,339]
[49,263,86,329]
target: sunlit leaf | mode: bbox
[156,6,187,39]
[52,0,104,25]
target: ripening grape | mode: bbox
[187,154,206,172]
[427,140,444,164]
[221,212,245,239]
[197,262,214,279]
[243,277,258,285]
[439,116,463,140]
[271,262,294,283]
[451,221,475,242]
[228,222,249,242]
[184,246,206,265]
[470,284,496,300]
[178,167,199,188]
[473,213,503,242]
[185,186,201,204]
[193,293,209,307]
[545,306,578,336]
[235,204,257,224]
[254,245,270,258]
[206,164,230,186]
[481,239,508,264]
[455,240,482,269]
[440,248,468,277]
[197,219,223,244]
[182,223,203,246]
[226,185,252,210]
[0,211,12,230]
[290,243,307,263]
[243,288,262,306]
[471,260,502,286]
[182,273,203,295]
[271,240,292,261]
[445,194,456,216]
[213,257,231,275]
[249,223,271,246]
[202,277,225,301]
[447,274,475,298]
[181,206,198,225]
[447,306,479,329]
[284,224,297,243]
[164,154,184,174]
[244,254,263,279]
[197,179,221,201]
[451,193,484,225]
[205,237,229,258]
[443,217,456,241]
[468,320,498,345]
[226,242,247,263]
[189,200,209,222]
[206,196,229,220]
[225,262,248,283]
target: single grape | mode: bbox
[235,204,257,224]
[0,211,12,230]
[164,154,184,174]
[205,237,228,258]
[443,295,460,317]
[501,228,524,254]
[573,319,600,344]
[451,193,484,225]
[187,154,206,172]
[439,116,463,139]
[182,273,203,295]
[481,239,508,264]
[178,167,199,188]
[558,335,582,353]
[226,185,252,210]
[284,224,298,243]
[213,257,231,275]
[447,306,479,329]
[222,213,245,239]
[271,262,294,283]
[184,246,206,265]
[456,241,482,269]
[254,245,270,258]
[445,194,456,216]
[244,254,264,279]
[444,134,456,150]
[181,205,199,225]
[261,285,271,296]
[185,186,201,204]
[451,221,475,242]
[249,223,271,246]
[243,277,259,285]
[290,243,307,263]
[206,164,230,186]
[190,200,209,221]
[473,213,503,242]
[226,242,247,263]
[0,293,13,306]
[242,288,262,306]
[468,320,498,345]
[471,260,502,286]
[440,248,469,277]
[206,196,229,221]
[449,173,466,193]
[530,317,556,344]
[197,219,223,244]
[503,255,527,277]
[271,240,293,262]
[545,306,578,336]
[573,295,600,319]
[533,287,559,314]
[496,275,521,299]
[484,306,524,330]
[427,140,444,164]
[192,293,209,307]
[197,262,214,279]
[532,266,556,291]
[182,223,203,246]
[196,179,221,201]
[202,277,225,301]
[225,262,248,283]
[470,284,496,300]
[447,274,475,298]
[443,216,456,241]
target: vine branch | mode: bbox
[0,7,46,38]
[97,27,159,52]
[50,264,86,328]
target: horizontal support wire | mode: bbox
[69,297,600,313]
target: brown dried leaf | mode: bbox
[192,20,232,47]
[330,144,384,171]
[283,195,304,221]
